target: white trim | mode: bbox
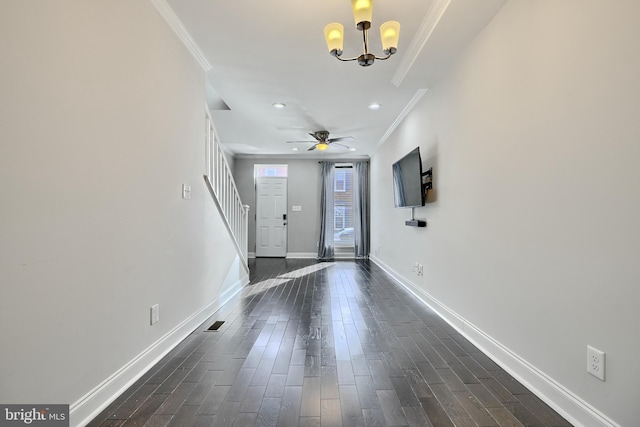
[284,253,357,260]
[286,253,317,259]
[150,0,212,71]
[369,255,621,427]
[235,153,370,161]
[248,252,256,259]
[334,253,356,260]
[248,253,318,259]
[375,89,428,154]
[391,0,451,87]
[70,275,247,427]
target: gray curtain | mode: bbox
[317,161,335,261]
[353,161,370,259]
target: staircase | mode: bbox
[204,108,249,271]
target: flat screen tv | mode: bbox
[392,147,424,208]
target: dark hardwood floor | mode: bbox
[88,258,572,426]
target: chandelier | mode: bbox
[324,0,400,67]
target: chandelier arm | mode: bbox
[374,53,393,61]
[334,55,360,62]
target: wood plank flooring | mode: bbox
[88,258,572,426]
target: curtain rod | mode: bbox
[317,163,352,169]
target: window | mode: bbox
[335,170,347,192]
[254,164,288,178]
[333,204,353,229]
[333,166,354,249]
[334,206,344,229]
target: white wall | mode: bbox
[371,1,640,426]
[0,1,247,425]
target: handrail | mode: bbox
[204,108,249,270]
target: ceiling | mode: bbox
[161,0,507,159]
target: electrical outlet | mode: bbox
[150,304,160,325]
[587,345,605,381]
[412,263,424,276]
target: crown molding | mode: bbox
[150,0,212,71]
[233,153,370,161]
[374,88,428,154]
[391,0,451,87]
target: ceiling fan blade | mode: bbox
[307,145,317,151]
[309,132,322,142]
[286,140,314,144]
[331,142,351,149]
[327,136,354,143]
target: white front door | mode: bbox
[255,177,287,257]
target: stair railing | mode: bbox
[204,108,249,270]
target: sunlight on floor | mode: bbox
[243,262,335,297]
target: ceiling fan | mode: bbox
[286,130,354,151]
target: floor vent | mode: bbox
[207,321,225,331]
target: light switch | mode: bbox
[150,304,159,325]
[182,184,191,200]
[292,205,302,212]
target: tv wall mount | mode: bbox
[405,167,433,228]
[422,167,433,193]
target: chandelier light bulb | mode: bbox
[380,21,400,55]
[351,0,373,29]
[324,23,344,56]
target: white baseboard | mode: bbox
[70,275,248,427]
[250,252,353,259]
[248,252,317,259]
[370,255,619,427]
[286,252,317,259]
[285,252,357,259]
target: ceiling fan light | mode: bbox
[380,21,400,55]
[324,23,344,56]
[316,143,329,151]
[351,0,373,30]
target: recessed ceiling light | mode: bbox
[292,147,299,151]
[350,148,357,151]
[368,102,382,110]
[272,102,286,109]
